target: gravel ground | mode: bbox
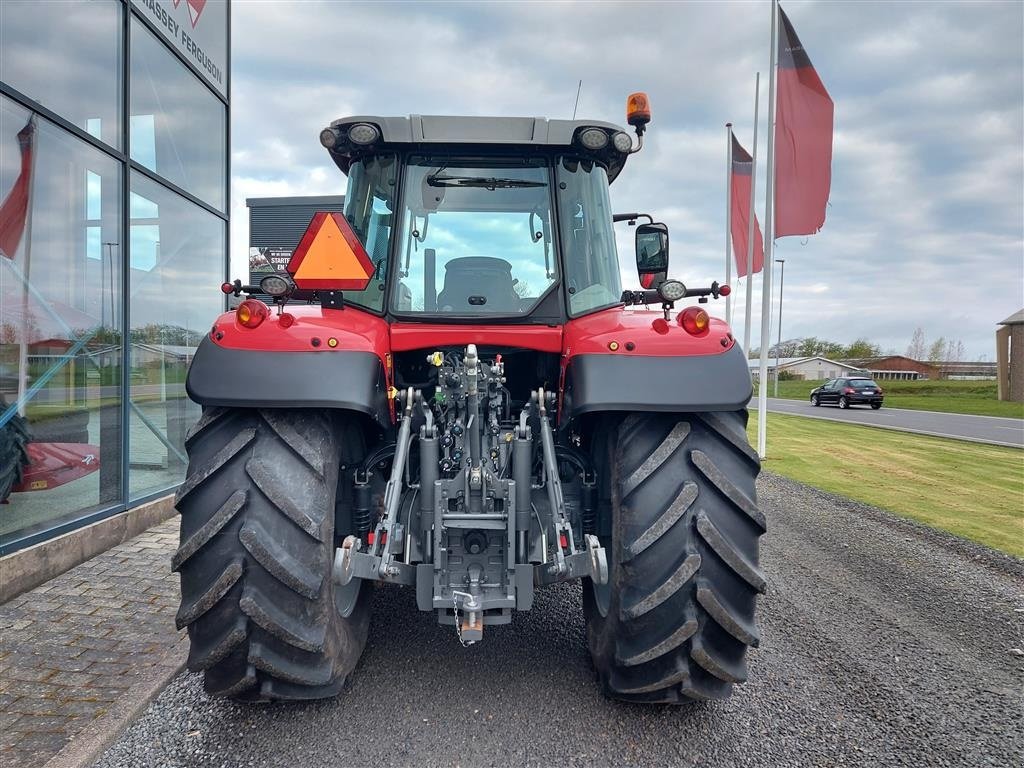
[96,474,1024,768]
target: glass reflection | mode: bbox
[0,0,122,149]
[130,19,226,211]
[0,97,123,542]
[128,173,223,500]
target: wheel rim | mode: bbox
[840,397,847,408]
[333,579,364,618]
[811,395,818,405]
[591,537,612,617]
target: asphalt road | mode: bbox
[751,397,1024,448]
[96,474,1023,768]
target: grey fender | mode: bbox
[561,343,753,421]
[185,337,390,427]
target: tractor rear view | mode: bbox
[174,94,765,704]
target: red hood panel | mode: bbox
[390,324,563,353]
[564,306,735,357]
[209,305,390,359]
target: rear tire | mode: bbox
[173,407,371,701]
[871,402,882,410]
[838,396,849,409]
[810,394,819,407]
[0,395,32,502]
[584,411,765,703]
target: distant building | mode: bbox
[841,356,939,381]
[936,361,998,380]
[996,310,1023,401]
[748,356,867,381]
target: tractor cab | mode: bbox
[316,103,650,323]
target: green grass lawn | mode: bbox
[749,413,1024,557]
[764,378,1024,418]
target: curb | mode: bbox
[42,637,189,768]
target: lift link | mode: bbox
[533,388,608,586]
[332,388,417,588]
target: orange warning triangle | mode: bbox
[286,211,376,290]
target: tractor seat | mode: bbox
[436,257,520,312]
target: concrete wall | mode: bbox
[0,495,176,604]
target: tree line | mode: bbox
[751,328,967,364]
[750,337,882,360]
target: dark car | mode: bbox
[810,377,884,409]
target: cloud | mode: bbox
[226,0,1023,359]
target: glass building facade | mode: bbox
[0,0,229,553]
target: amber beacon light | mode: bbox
[626,92,651,132]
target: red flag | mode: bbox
[775,6,833,237]
[730,133,764,277]
[0,118,35,259]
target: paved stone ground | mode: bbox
[0,518,181,768]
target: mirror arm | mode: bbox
[613,212,654,225]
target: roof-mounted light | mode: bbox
[612,131,633,153]
[347,123,380,145]
[578,127,609,150]
[319,127,339,149]
[626,92,652,133]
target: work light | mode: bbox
[347,123,380,145]
[578,128,609,150]
[259,274,294,297]
[612,132,633,153]
[657,279,686,302]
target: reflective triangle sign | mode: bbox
[287,211,376,290]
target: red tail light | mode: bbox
[678,307,710,336]
[843,387,855,394]
[236,299,268,329]
[876,386,883,394]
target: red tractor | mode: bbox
[175,95,764,704]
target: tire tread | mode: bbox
[585,410,764,704]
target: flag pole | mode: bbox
[757,0,779,460]
[724,123,733,326]
[16,115,37,418]
[743,71,760,358]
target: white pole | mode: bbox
[774,258,785,397]
[724,123,733,325]
[757,0,779,460]
[16,116,38,418]
[743,71,761,357]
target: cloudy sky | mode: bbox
[229,0,1023,359]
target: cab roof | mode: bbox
[324,115,632,182]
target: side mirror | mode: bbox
[635,222,669,289]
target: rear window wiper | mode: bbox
[426,175,547,190]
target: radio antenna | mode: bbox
[572,79,582,119]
